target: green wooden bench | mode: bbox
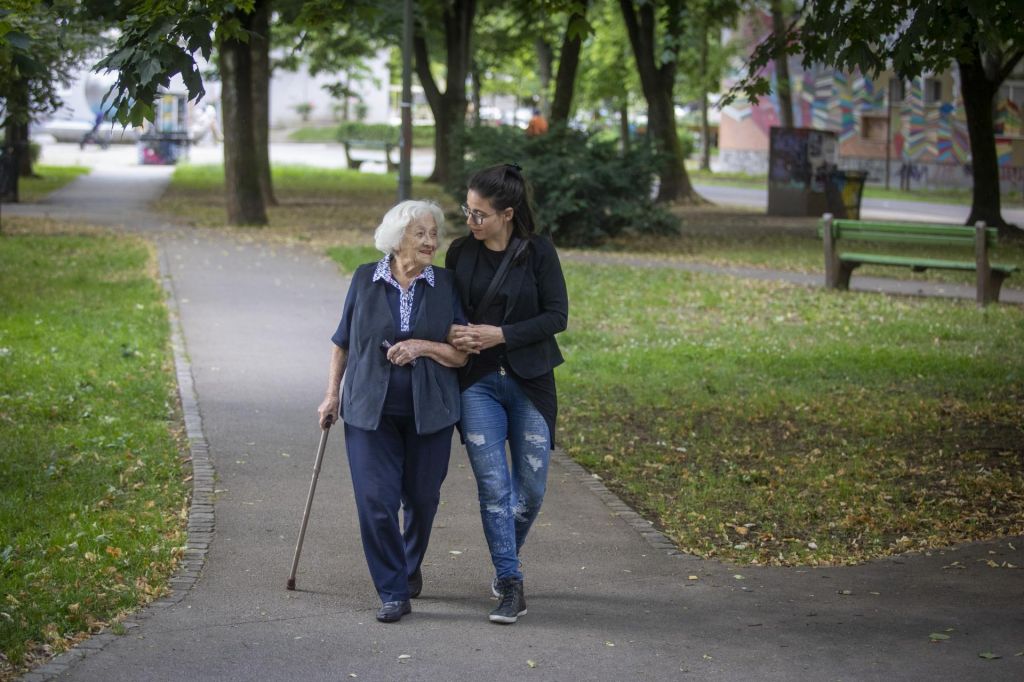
[341,139,398,173]
[819,213,1019,305]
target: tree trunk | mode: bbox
[250,0,276,206]
[619,99,630,154]
[619,0,699,203]
[770,0,794,128]
[0,79,31,202]
[471,59,482,127]
[413,0,475,188]
[1,122,21,203]
[699,17,711,171]
[550,1,588,127]
[219,9,268,226]
[535,38,553,115]
[16,121,33,178]
[958,49,1020,232]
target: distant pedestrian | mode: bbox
[446,163,569,624]
[317,200,468,623]
[79,111,109,150]
[525,109,548,136]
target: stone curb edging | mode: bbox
[550,449,683,557]
[22,246,214,682]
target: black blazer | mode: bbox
[445,234,569,379]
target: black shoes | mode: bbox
[376,599,411,623]
[489,578,527,624]
[409,568,423,599]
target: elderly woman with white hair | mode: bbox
[317,200,467,623]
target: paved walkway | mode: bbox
[7,164,1024,681]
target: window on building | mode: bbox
[889,79,905,103]
[924,77,943,104]
[861,115,889,142]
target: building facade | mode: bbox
[718,49,1024,193]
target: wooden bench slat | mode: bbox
[839,253,977,271]
[835,232,975,247]
[827,221,999,246]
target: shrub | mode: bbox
[456,125,679,247]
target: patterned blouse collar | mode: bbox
[372,255,436,288]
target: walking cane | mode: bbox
[286,419,332,590]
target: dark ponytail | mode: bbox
[467,163,537,240]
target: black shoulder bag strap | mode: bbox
[470,236,528,323]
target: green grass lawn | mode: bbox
[155,164,450,244]
[0,218,188,675]
[18,165,90,203]
[555,260,1024,566]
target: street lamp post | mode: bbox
[398,0,413,201]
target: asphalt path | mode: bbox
[8,145,1024,681]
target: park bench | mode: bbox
[819,213,1018,306]
[341,139,399,173]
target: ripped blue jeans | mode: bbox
[461,370,551,581]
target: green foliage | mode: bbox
[728,0,1024,105]
[458,125,679,246]
[0,1,108,124]
[326,245,385,273]
[0,227,187,668]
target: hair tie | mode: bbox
[505,162,523,172]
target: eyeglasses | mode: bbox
[460,203,493,226]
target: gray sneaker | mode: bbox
[489,578,527,624]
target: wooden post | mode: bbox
[823,213,841,289]
[974,221,990,305]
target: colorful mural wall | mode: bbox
[720,59,1024,189]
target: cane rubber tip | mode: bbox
[286,578,296,591]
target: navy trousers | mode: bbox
[344,415,453,602]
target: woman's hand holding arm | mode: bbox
[317,345,347,429]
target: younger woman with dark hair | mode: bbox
[445,163,569,624]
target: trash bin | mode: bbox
[825,170,868,219]
[137,130,190,165]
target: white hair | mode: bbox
[374,200,446,255]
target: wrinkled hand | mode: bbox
[387,339,423,366]
[448,324,503,353]
[317,395,339,429]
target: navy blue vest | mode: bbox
[341,263,461,435]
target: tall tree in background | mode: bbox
[549,0,591,126]
[218,3,267,224]
[576,1,640,152]
[675,0,740,171]
[98,0,272,225]
[414,0,476,186]
[250,0,275,206]
[619,0,700,202]
[736,0,1024,233]
[768,0,792,128]
[0,1,107,201]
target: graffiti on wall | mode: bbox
[726,64,1020,171]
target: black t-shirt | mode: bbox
[462,244,558,445]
